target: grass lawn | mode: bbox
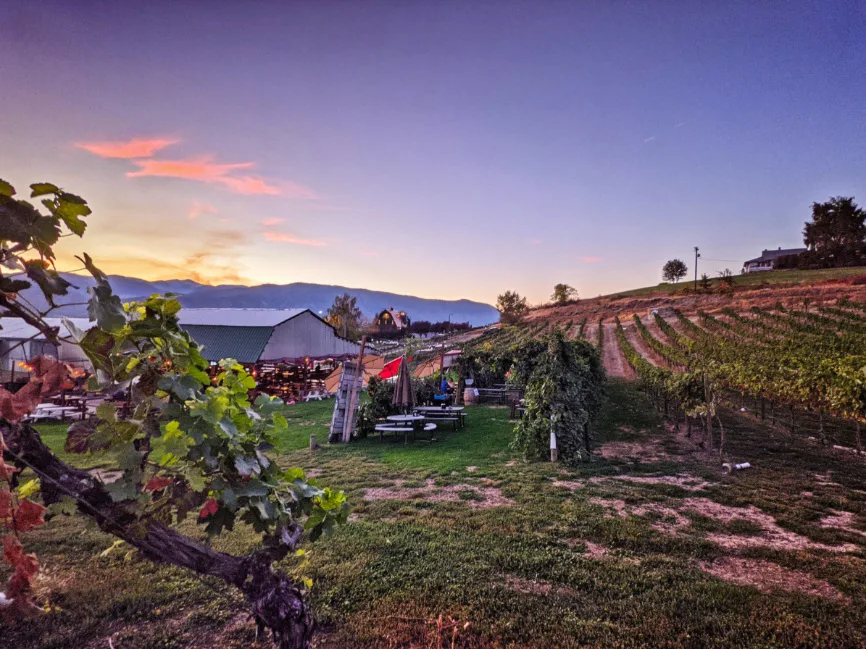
[606,266,866,299]
[4,381,866,648]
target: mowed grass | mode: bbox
[4,381,866,648]
[606,266,866,298]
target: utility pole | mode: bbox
[694,246,700,292]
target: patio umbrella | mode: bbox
[324,355,384,393]
[378,355,413,380]
[412,356,441,379]
[391,354,415,411]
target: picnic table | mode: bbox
[377,415,435,443]
[23,403,80,422]
[387,414,426,425]
[413,406,466,430]
[475,388,507,404]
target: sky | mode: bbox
[1,1,865,305]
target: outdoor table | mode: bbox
[387,415,424,440]
[386,415,426,424]
[476,388,507,404]
[26,405,79,422]
[413,406,465,412]
[413,406,466,430]
[375,421,436,443]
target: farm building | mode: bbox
[176,308,374,400]
[0,308,372,398]
[177,308,368,363]
[374,307,410,332]
[742,247,807,273]
[0,317,92,385]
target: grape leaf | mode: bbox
[30,183,59,197]
[0,489,11,519]
[0,457,20,482]
[11,498,46,532]
[199,497,218,519]
[45,497,77,517]
[16,479,40,499]
[144,476,173,492]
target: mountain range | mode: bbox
[22,274,501,327]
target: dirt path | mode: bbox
[601,323,635,379]
[624,321,665,367]
[565,320,583,340]
[584,322,599,346]
[644,317,675,347]
[662,313,692,338]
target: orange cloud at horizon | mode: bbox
[75,137,179,158]
[263,231,326,247]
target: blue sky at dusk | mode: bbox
[2,1,864,304]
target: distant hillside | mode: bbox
[524,266,866,326]
[19,274,500,327]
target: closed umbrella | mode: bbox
[391,354,415,412]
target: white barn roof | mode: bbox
[0,317,92,341]
[177,308,309,327]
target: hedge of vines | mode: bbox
[460,326,605,463]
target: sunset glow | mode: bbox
[2,2,864,303]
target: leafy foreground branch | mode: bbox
[0,178,347,649]
[3,422,315,647]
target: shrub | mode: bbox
[356,375,394,437]
[412,375,439,405]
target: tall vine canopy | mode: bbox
[510,329,605,463]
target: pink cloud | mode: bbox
[189,201,219,219]
[263,231,326,247]
[361,250,379,257]
[75,137,178,158]
[530,238,542,245]
[260,217,285,226]
[126,156,292,196]
[582,256,603,263]
[218,175,283,196]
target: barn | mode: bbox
[0,308,371,399]
[177,308,368,363]
[0,317,92,385]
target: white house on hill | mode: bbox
[742,247,807,273]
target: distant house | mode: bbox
[374,307,410,331]
[742,247,807,273]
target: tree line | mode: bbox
[324,293,470,340]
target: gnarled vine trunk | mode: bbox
[2,423,314,649]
